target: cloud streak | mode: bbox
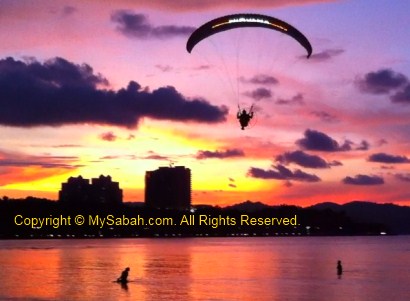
[308,49,344,61]
[196,149,245,159]
[276,93,304,105]
[310,111,339,123]
[0,149,79,169]
[239,74,279,85]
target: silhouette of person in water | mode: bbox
[117,267,130,283]
[337,260,343,276]
[237,109,254,130]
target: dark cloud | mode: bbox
[228,177,237,188]
[356,140,370,151]
[100,132,117,142]
[356,69,408,94]
[309,49,344,61]
[196,149,244,159]
[276,93,304,105]
[276,150,333,169]
[0,57,227,128]
[395,173,410,182]
[244,87,272,101]
[342,174,384,185]
[239,74,279,85]
[368,153,410,164]
[329,160,343,167]
[1,56,108,88]
[391,84,410,104]
[310,111,339,123]
[248,164,320,182]
[111,11,195,39]
[296,129,351,152]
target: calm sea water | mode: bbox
[0,237,409,301]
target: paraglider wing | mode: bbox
[186,13,312,58]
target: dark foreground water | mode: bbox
[0,236,409,301]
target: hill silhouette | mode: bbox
[225,200,410,234]
[309,201,410,234]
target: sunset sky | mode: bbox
[0,0,409,207]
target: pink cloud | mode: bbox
[122,0,340,11]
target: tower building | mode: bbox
[145,166,191,209]
[59,175,122,206]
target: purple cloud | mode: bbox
[276,150,336,168]
[276,93,304,105]
[391,84,410,104]
[309,49,344,61]
[111,11,194,39]
[155,64,173,72]
[248,164,320,182]
[296,129,351,152]
[368,153,410,164]
[239,74,279,85]
[244,87,272,101]
[342,174,384,185]
[395,173,410,182]
[310,111,339,123]
[356,140,370,151]
[356,69,408,94]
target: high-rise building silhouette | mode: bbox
[145,166,191,209]
[90,175,122,205]
[59,175,122,205]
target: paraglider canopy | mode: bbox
[186,13,312,58]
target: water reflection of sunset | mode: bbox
[1,238,410,300]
